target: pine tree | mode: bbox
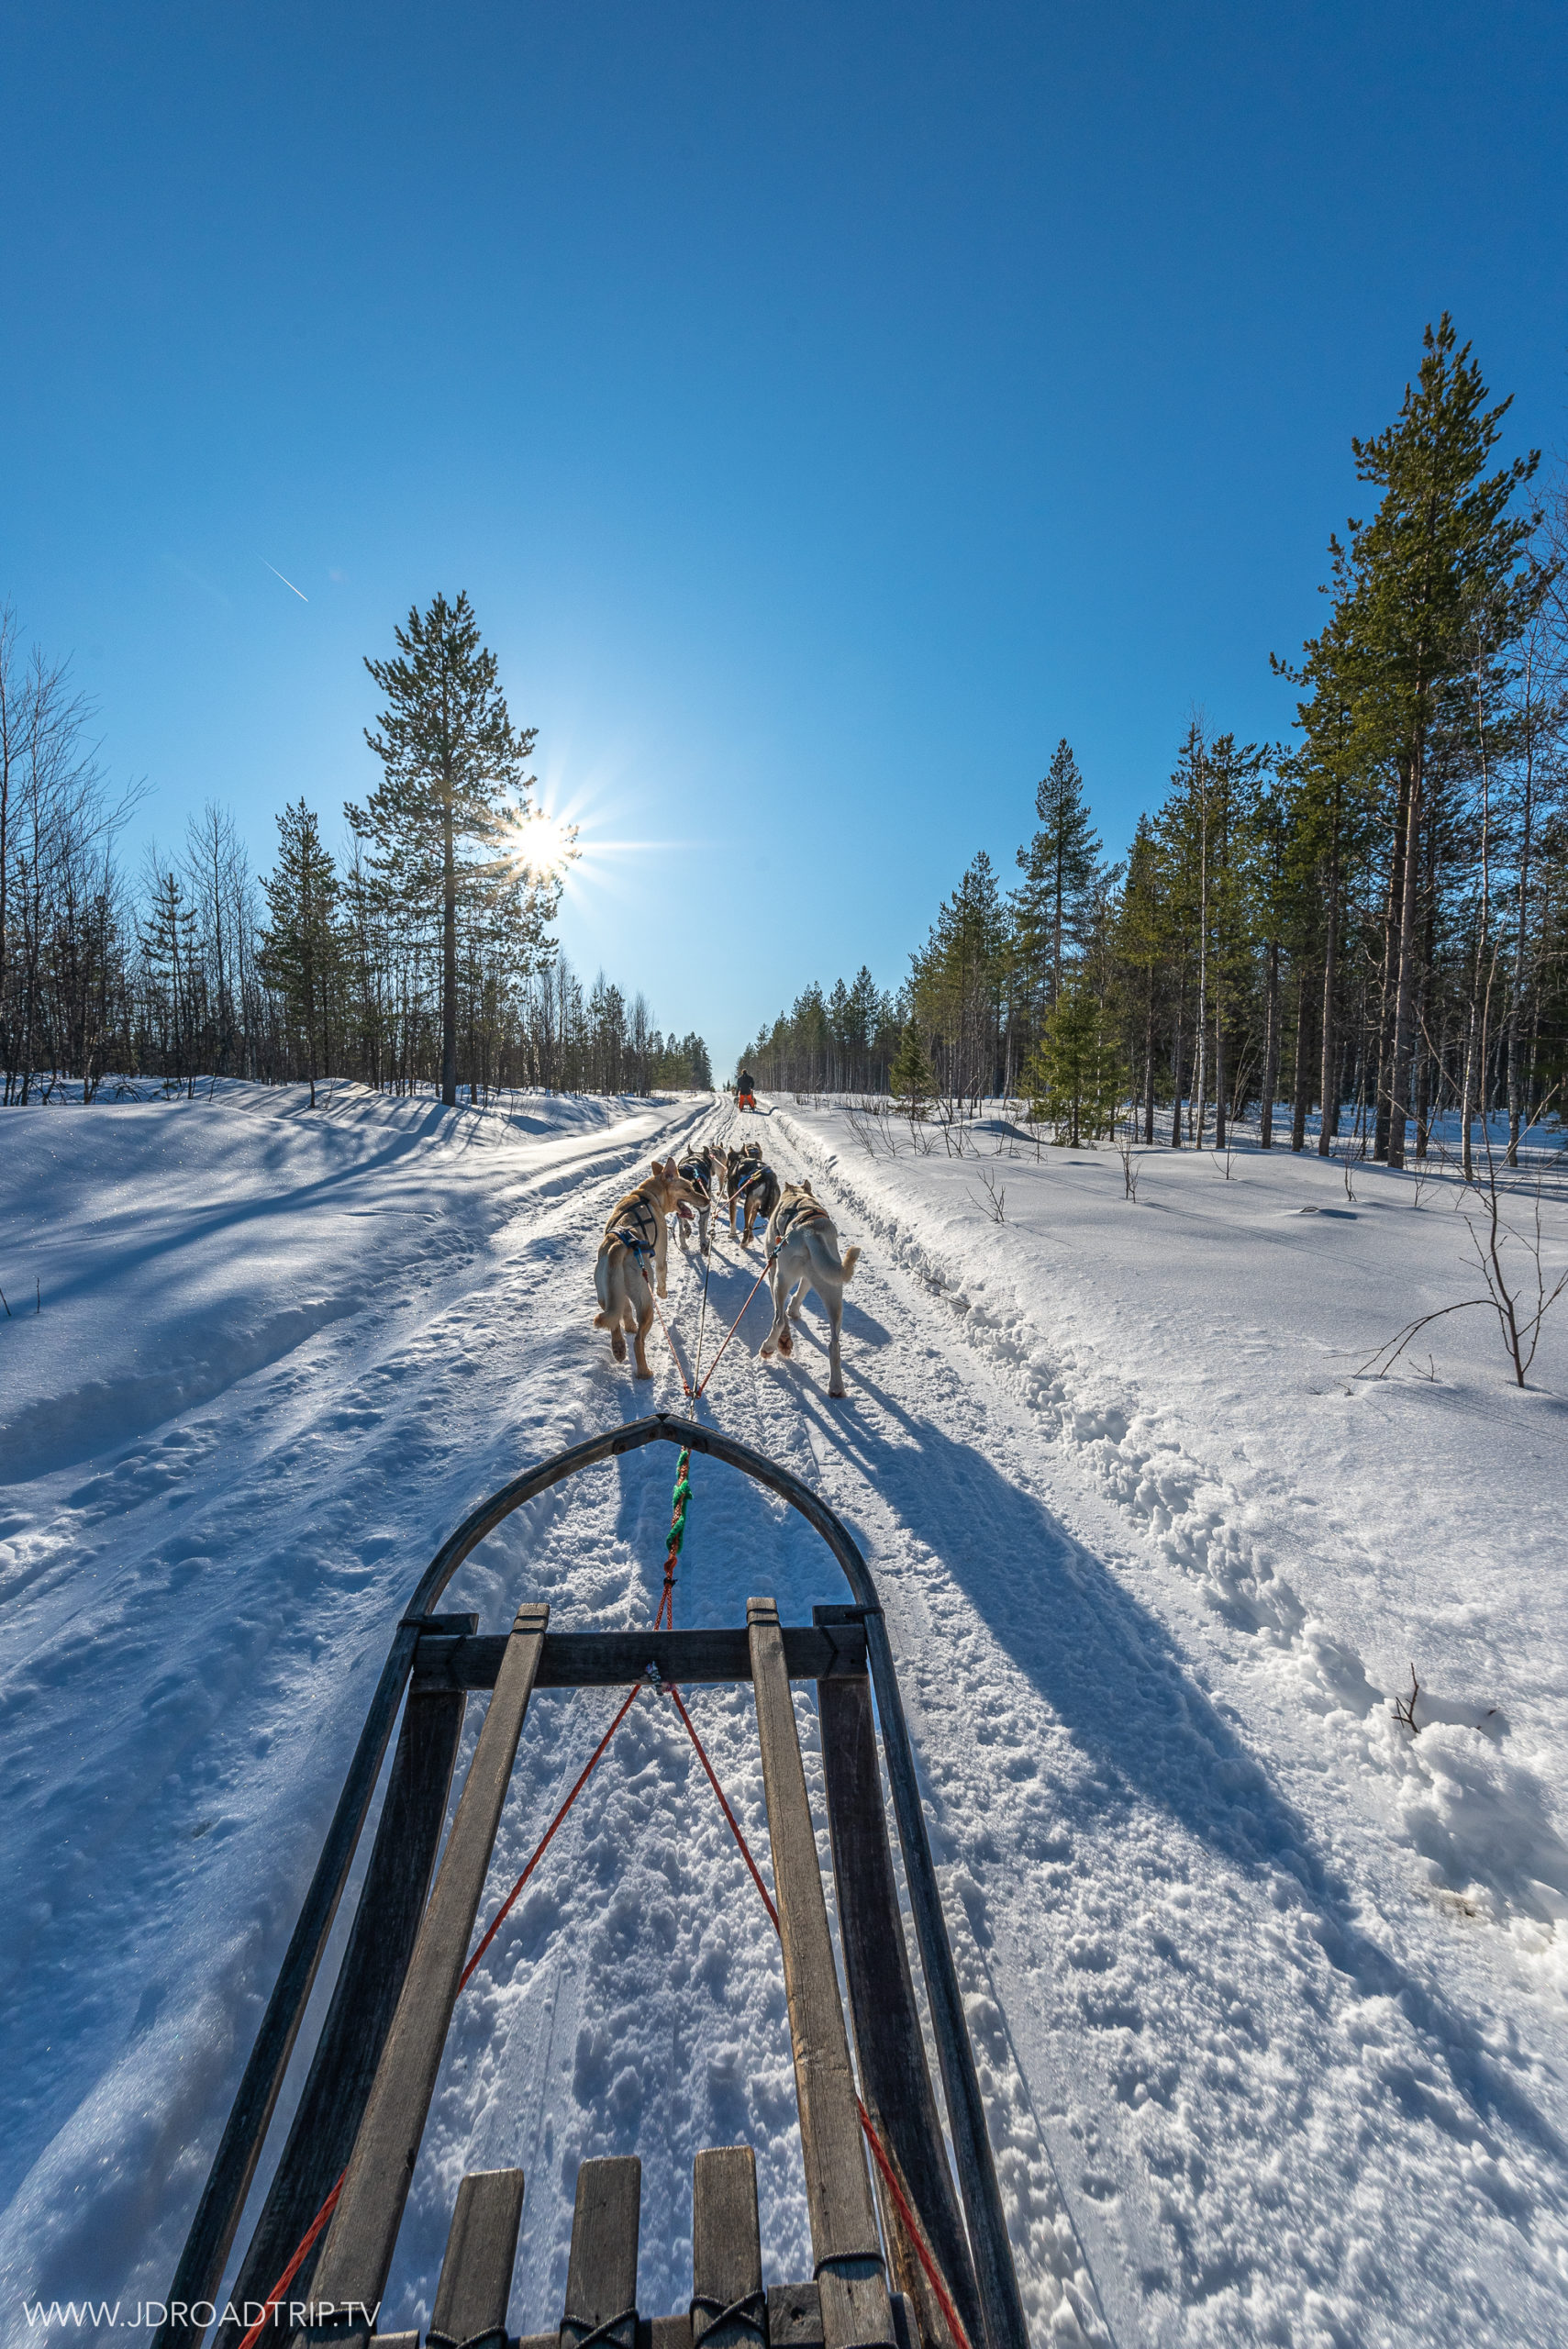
[260,800,340,1108]
[1017,739,1102,1009]
[1305,319,1544,1164]
[889,1019,935,1116]
[352,592,541,1108]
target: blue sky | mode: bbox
[5,1,1565,1076]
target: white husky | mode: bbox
[758,1180,862,1397]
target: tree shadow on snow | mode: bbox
[773,1350,1568,2168]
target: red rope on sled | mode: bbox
[233,2176,343,2349]
[238,1365,971,2349]
[236,1683,644,2349]
[662,1686,975,2349]
[459,1680,644,1991]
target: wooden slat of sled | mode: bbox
[431,2167,526,2349]
[748,1596,894,2349]
[766,2285,822,2349]
[644,2323,695,2349]
[309,1601,550,2319]
[217,1618,476,2349]
[816,1609,985,2349]
[531,2320,691,2349]
[692,2147,762,2349]
[561,2156,640,2349]
[413,1622,868,1693]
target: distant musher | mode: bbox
[737,1068,757,1112]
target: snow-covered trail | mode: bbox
[6,1087,1568,2349]
[0,1092,717,2332]
[747,1111,1568,2346]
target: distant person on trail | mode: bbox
[738,1069,754,1097]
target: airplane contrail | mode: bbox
[261,559,308,602]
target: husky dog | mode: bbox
[673,1147,718,1256]
[722,1142,781,1243]
[594,1158,702,1376]
[759,1180,862,1397]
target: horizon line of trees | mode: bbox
[0,594,712,1106]
[740,317,1568,1173]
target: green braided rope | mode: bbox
[666,1448,693,1558]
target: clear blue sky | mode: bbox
[5,2,1565,1077]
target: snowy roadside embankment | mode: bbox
[773,1105,1568,1994]
[1,1083,679,1492]
[0,1085,709,2339]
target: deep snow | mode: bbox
[3,1085,1568,2348]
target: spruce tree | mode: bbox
[889,1019,935,1116]
[1017,739,1102,1009]
[139,867,200,1091]
[1025,972,1123,1145]
[260,799,339,1108]
[352,592,539,1107]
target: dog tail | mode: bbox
[595,1244,613,1315]
[840,1245,861,1283]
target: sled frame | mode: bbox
[156,1413,1027,2349]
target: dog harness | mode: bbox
[771,1193,829,1246]
[608,1194,661,1259]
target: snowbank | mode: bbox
[774,1104,1568,1994]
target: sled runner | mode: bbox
[155,1417,1028,2349]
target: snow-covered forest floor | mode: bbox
[3,1085,1568,2348]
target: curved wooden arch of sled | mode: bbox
[157,1413,1029,2349]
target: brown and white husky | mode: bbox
[758,1179,862,1397]
[594,1158,703,1377]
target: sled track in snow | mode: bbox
[115,1094,1568,2349]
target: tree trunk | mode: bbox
[1317,848,1339,1156]
[1459,993,1479,1181]
[1291,964,1312,1152]
[441,783,458,1107]
[1373,761,1411,1163]
[1213,1006,1227,1151]
[1507,677,1535,1168]
[1169,1001,1184,1148]
[1385,740,1423,1169]
[1260,941,1279,1149]
[1142,992,1155,1144]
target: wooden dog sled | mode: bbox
[153,1417,1029,2349]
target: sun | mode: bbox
[508,805,580,882]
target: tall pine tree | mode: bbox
[352,592,540,1107]
[1303,318,1544,1163]
[1017,739,1102,1010]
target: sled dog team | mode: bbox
[593,1140,862,1397]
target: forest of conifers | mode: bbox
[0,593,711,1106]
[742,321,1568,1170]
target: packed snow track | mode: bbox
[3,1083,1568,2349]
